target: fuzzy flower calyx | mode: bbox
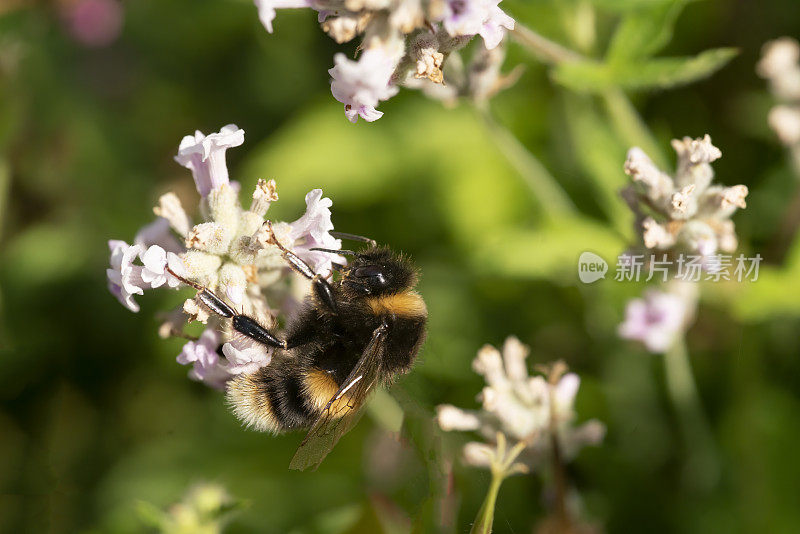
[622,134,747,267]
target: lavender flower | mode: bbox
[174,124,244,197]
[107,240,145,312]
[106,242,185,311]
[177,329,232,390]
[107,125,344,389]
[436,0,515,50]
[759,38,800,167]
[286,189,344,274]
[223,337,273,375]
[329,50,401,123]
[255,0,314,33]
[436,337,605,471]
[251,0,516,122]
[622,135,748,266]
[134,217,183,253]
[618,289,688,353]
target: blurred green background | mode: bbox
[2,0,800,532]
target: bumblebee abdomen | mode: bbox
[226,356,318,433]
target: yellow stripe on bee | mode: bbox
[303,369,340,410]
[366,290,427,318]
[303,369,357,418]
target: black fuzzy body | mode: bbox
[226,248,427,433]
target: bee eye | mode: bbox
[353,265,387,286]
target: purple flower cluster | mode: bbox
[253,0,515,122]
[106,125,345,388]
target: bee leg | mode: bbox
[264,222,340,314]
[276,247,338,313]
[167,266,288,349]
[232,314,286,349]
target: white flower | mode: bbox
[438,0,515,50]
[758,37,800,101]
[107,240,145,312]
[255,0,313,33]
[436,337,605,470]
[287,189,344,276]
[139,245,186,289]
[768,105,800,146]
[757,37,800,79]
[329,49,400,123]
[174,124,244,197]
[622,135,747,267]
[618,289,687,353]
[222,336,273,375]
[436,404,482,431]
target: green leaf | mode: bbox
[473,218,625,281]
[553,48,738,92]
[606,0,690,63]
[562,95,630,232]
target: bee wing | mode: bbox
[289,323,389,471]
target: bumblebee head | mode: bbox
[340,247,417,297]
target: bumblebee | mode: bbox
[168,226,427,470]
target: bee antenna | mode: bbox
[329,231,377,248]
[311,247,357,256]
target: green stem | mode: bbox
[511,23,584,65]
[479,109,577,219]
[601,89,668,169]
[663,336,719,490]
[0,159,8,241]
[469,471,504,534]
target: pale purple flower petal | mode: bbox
[329,50,400,123]
[618,290,687,353]
[107,280,140,312]
[134,217,183,254]
[479,3,515,49]
[107,240,145,312]
[174,124,244,197]
[178,329,231,390]
[439,0,514,50]
[288,189,345,276]
[222,336,273,375]
[255,0,314,33]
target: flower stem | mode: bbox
[478,108,577,219]
[511,24,583,65]
[548,371,572,531]
[663,336,719,490]
[469,471,504,534]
